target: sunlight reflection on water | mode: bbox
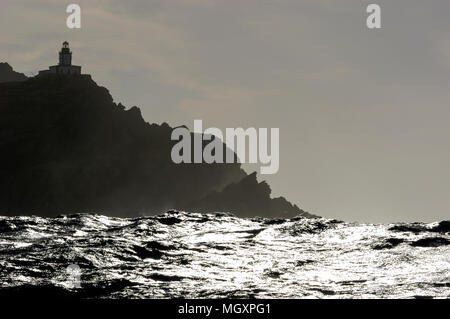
[0,212,449,298]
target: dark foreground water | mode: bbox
[0,211,449,298]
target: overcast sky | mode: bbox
[1,0,450,222]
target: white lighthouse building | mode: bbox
[38,41,81,76]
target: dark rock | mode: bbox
[187,172,316,218]
[0,63,27,83]
[0,66,312,219]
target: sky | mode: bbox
[1,0,450,223]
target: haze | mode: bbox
[1,0,450,222]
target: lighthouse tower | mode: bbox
[38,41,82,76]
[59,41,72,66]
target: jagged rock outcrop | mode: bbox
[0,68,313,218]
[189,172,315,218]
[0,63,27,83]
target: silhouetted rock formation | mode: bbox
[188,172,314,218]
[0,63,27,83]
[0,67,313,218]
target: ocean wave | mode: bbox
[0,211,449,298]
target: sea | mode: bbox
[0,211,449,298]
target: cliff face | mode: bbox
[0,69,314,218]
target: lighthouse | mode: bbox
[38,41,82,76]
[59,41,72,66]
